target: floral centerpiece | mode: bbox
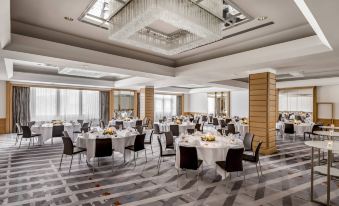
[176,119,181,124]
[103,127,116,135]
[201,133,216,142]
[52,120,63,125]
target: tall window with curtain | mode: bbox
[30,87,99,122]
[154,94,177,121]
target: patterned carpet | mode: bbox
[0,133,338,206]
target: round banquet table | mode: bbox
[276,122,313,136]
[156,122,195,134]
[109,119,137,128]
[31,123,81,145]
[175,134,243,179]
[313,131,339,140]
[76,130,138,161]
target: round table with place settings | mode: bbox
[31,123,81,144]
[109,119,138,128]
[156,122,196,134]
[276,122,313,136]
[76,130,139,161]
[175,133,243,179]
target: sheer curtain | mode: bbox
[82,90,99,121]
[30,87,57,121]
[59,89,80,121]
[30,87,100,122]
[208,96,215,115]
[154,94,176,121]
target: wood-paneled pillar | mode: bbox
[5,82,13,133]
[249,72,277,155]
[109,89,114,120]
[140,87,154,124]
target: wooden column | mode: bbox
[5,82,13,133]
[249,72,277,155]
[140,87,154,124]
[109,89,114,120]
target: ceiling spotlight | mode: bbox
[257,16,268,21]
[64,16,74,22]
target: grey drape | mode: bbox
[176,96,182,116]
[99,91,109,124]
[12,86,30,132]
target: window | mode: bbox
[208,92,230,116]
[30,87,99,121]
[279,88,313,113]
[154,94,177,121]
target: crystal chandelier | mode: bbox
[107,0,224,55]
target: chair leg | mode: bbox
[134,152,136,167]
[243,169,246,182]
[32,137,34,146]
[255,163,260,179]
[59,154,64,170]
[151,144,153,155]
[28,138,31,148]
[69,155,74,173]
[112,153,114,172]
[19,137,23,149]
[157,156,162,174]
[145,150,147,162]
[15,134,19,145]
[258,160,263,176]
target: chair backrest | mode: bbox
[16,123,22,134]
[312,124,322,133]
[217,129,223,135]
[284,123,294,134]
[225,119,232,125]
[28,121,35,128]
[187,128,195,135]
[81,122,90,133]
[62,137,74,155]
[202,115,207,122]
[100,120,105,129]
[159,119,163,123]
[77,120,84,126]
[195,123,201,132]
[115,121,123,127]
[135,120,142,126]
[227,124,236,134]
[243,132,254,151]
[220,119,227,128]
[95,138,113,157]
[157,136,164,156]
[225,148,244,172]
[136,126,143,135]
[21,126,32,138]
[254,142,263,162]
[179,146,199,170]
[170,124,180,136]
[147,130,154,143]
[63,131,70,138]
[134,133,146,151]
[213,118,219,126]
[153,123,161,134]
[164,131,174,147]
[52,125,64,137]
[208,116,213,123]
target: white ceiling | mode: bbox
[0,0,339,93]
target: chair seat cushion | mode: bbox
[73,147,87,154]
[166,145,175,149]
[31,133,41,137]
[125,145,144,152]
[162,149,176,156]
[242,153,256,162]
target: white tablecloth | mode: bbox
[156,122,196,134]
[276,122,313,136]
[175,134,243,178]
[31,123,81,144]
[109,119,137,128]
[234,123,249,136]
[76,130,138,161]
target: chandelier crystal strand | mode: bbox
[108,0,223,55]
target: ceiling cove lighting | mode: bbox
[58,68,129,79]
[80,0,252,55]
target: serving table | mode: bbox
[305,141,339,205]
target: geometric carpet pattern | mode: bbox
[0,133,338,206]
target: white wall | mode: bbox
[0,81,6,118]
[230,90,249,118]
[187,93,208,113]
[317,85,339,119]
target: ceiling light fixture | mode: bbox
[257,16,268,21]
[64,16,74,22]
